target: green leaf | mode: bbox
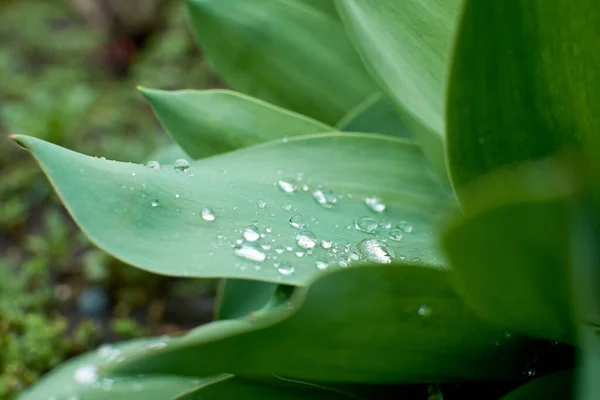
[441,163,583,343]
[13,133,451,285]
[174,377,353,400]
[446,0,600,193]
[499,370,574,400]
[107,265,534,384]
[336,93,412,139]
[139,88,334,159]
[18,338,226,400]
[185,0,378,125]
[215,279,277,320]
[336,0,461,175]
[148,143,191,165]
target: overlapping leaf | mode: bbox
[499,370,574,400]
[186,0,378,124]
[13,133,451,285]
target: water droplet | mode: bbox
[418,305,432,316]
[312,188,338,208]
[289,214,305,228]
[174,158,190,172]
[257,199,266,209]
[379,220,392,229]
[242,225,260,242]
[277,179,296,193]
[282,137,289,143]
[295,251,305,257]
[74,365,98,385]
[277,262,295,276]
[389,229,404,241]
[275,246,285,255]
[234,243,266,262]
[302,184,309,192]
[202,207,215,221]
[409,257,422,264]
[296,230,317,249]
[355,216,378,233]
[397,221,413,233]
[348,251,360,261]
[261,244,272,251]
[281,202,293,211]
[146,160,160,169]
[321,239,333,249]
[525,368,536,377]
[151,200,159,208]
[175,193,180,198]
[316,260,329,270]
[131,172,136,177]
[364,196,386,213]
[357,239,395,264]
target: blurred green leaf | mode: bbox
[14,133,450,285]
[441,162,584,343]
[148,143,192,166]
[446,0,600,194]
[139,88,333,159]
[215,280,277,320]
[18,338,225,400]
[107,265,534,384]
[336,0,461,175]
[336,93,412,139]
[499,370,574,400]
[185,0,378,124]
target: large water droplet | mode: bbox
[234,243,266,262]
[74,365,98,385]
[202,207,215,221]
[289,214,305,229]
[242,225,260,242]
[277,179,296,193]
[277,262,295,276]
[418,305,432,317]
[312,188,338,208]
[397,221,413,233]
[364,196,386,213]
[296,230,317,249]
[355,216,378,233]
[151,200,159,208]
[389,229,404,241]
[174,158,190,172]
[146,160,160,169]
[357,239,395,264]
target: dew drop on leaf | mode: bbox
[281,202,293,211]
[277,179,296,193]
[397,220,413,233]
[275,246,285,255]
[257,198,266,209]
[364,196,386,213]
[234,243,266,262]
[418,305,432,317]
[73,365,98,385]
[321,239,333,249]
[315,260,329,270]
[277,262,295,276]
[146,160,160,169]
[151,200,159,208]
[289,214,305,229]
[357,239,394,264]
[354,216,378,233]
[201,207,215,221]
[389,229,404,241]
[174,158,190,172]
[295,251,305,258]
[296,230,317,249]
[312,188,338,208]
[242,225,260,242]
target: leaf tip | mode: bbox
[10,134,30,150]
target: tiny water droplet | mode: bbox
[525,368,536,377]
[357,239,395,264]
[312,188,338,208]
[175,193,180,198]
[151,200,159,208]
[302,184,309,192]
[316,260,329,270]
[418,305,432,316]
[131,172,136,177]
[296,230,317,249]
[257,198,266,209]
[364,196,386,213]
[289,214,305,228]
[281,202,293,211]
[397,221,413,233]
[277,179,296,193]
[355,216,378,233]
[242,225,260,242]
[379,220,392,229]
[74,365,98,385]
[275,246,285,255]
[409,257,422,264]
[321,239,333,249]
[389,229,404,241]
[295,251,305,257]
[348,251,360,261]
[266,227,272,233]
[282,137,289,143]
[174,158,190,172]
[202,207,215,221]
[277,262,295,275]
[234,243,266,262]
[146,160,160,169]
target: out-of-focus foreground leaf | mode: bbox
[499,370,574,400]
[186,0,378,125]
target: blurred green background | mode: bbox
[0,0,219,397]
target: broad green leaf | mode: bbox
[215,279,277,320]
[175,377,353,400]
[139,88,333,159]
[499,370,574,400]
[446,0,600,193]
[186,0,378,125]
[13,133,451,285]
[18,337,226,400]
[107,265,535,383]
[441,162,584,343]
[336,93,412,139]
[336,0,461,175]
